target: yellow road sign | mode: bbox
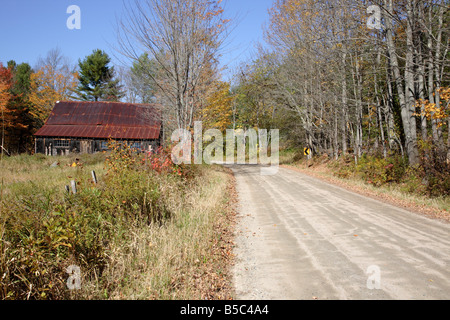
[304,148,310,156]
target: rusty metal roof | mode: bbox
[34,101,162,140]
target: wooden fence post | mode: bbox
[91,170,97,184]
[70,180,77,194]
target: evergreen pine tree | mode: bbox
[75,49,124,101]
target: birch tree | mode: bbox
[252,0,448,167]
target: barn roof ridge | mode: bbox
[34,100,162,140]
[54,100,162,106]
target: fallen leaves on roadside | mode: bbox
[193,168,238,300]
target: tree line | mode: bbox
[231,0,449,171]
[1,0,448,177]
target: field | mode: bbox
[0,148,235,299]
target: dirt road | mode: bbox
[229,164,450,300]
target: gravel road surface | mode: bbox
[229,164,450,300]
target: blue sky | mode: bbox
[0,0,274,80]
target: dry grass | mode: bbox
[0,153,105,198]
[81,164,236,300]
[1,153,236,300]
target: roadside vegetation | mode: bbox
[279,148,450,221]
[0,144,235,300]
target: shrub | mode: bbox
[141,145,200,181]
[330,154,355,179]
[326,148,447,199]
[353,153,408,187]
[0,144,178,299]
[0,173,116,299]
[418,138,450,197]
[399,167,427,195]
[145,146,182,176]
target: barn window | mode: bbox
[130,142,141,150]
[54,140,70,148]
[100,141,109,150]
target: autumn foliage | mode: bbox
[199,80,233,132]
[416,87,450,128]
[29,65,78,124]
[0,63,29,154]
[105,140,183,177]
[0,64,13,130]
[146,146,182,176]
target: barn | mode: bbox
[34,101,162,156]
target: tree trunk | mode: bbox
[383,0,419,166]
[374,43,387,158]
[448,117,450,164]
[416,3,427,142]
[341,50,348,155]
[351,53,363,158]
[433,3,445,147]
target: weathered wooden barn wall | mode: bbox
[34,101,163,156]
[35,137,160,156]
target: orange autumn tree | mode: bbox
[0,64,12,111]
[200,80,233,132]
[29,64,78,125]
[0,64,13,155]
[415,87,450,128]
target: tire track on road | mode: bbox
[230,165,450,300]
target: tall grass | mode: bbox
[0,147,234,300]
[1,153,108,299]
